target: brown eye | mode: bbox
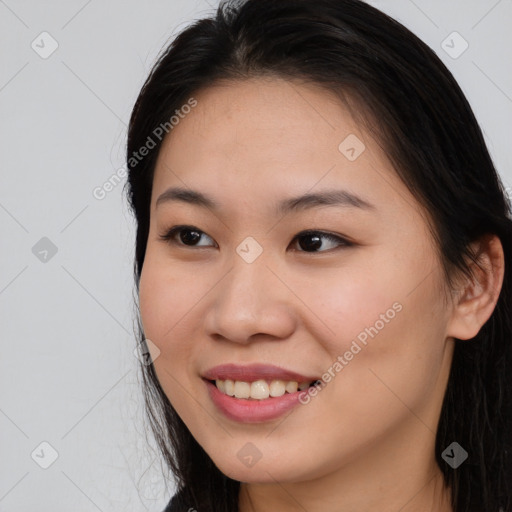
[159,226,351,253]
[291,230,351,253]
[159,225,217,247]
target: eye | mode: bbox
[158,226,352,253]
[289,230,352,253]
[159,225,217,248]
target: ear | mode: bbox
[446,234,505,341]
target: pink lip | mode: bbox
[204,379,309,423]
[202,363,317,383]
[202,364,319,423]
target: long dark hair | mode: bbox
[125,1,512,510]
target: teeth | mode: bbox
[234,381,251,399]
[214,378,313,400]
[285,381,298,393]
[224,379,235,396]
[216,379,225,394]
[269,380,285,397]
[251,380,269,399]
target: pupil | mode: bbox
[299,234,321,251]
[181,229,201,245]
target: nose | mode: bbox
[203,255,298,345]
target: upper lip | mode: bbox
[202,363,318,383]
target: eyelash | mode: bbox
[158,225,353,253]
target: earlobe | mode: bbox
[446,234,505,341]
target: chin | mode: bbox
[213,461,293,484]
[204,444,310,484]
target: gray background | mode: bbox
[0,0,510,510]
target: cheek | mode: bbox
[316,270,448,429]
[296,252,448,404]
[312,245,442,353]
[138,256,199,364]
[292,261,403,356]
[138,257,203,418]
[139,248,208,338]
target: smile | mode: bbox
[201,363,321,422]
[212,378,314,400]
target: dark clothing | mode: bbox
[162,491,183,512]
[162,495,177,511]
[162,488,193,512]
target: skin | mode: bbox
[138,77,504,512]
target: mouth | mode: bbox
[201,363,321,422]
[206,378,318,400]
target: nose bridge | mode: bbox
[226,252,270,309]
[205,248,296,343]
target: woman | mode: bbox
[125,0,512,510]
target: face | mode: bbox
[138,77,455,485]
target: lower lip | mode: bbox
[204,379,306,423]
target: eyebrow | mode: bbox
[155,186,376,214]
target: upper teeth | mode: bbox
[215,379,311,400]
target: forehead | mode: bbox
[167,77,358,153]
[151,77,415,220]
